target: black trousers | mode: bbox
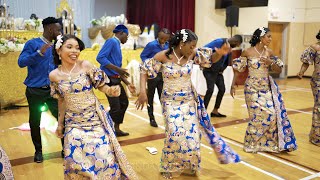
[147,72,163,119]
[106,77,128,124]
[26,87,63,152]
[203,70,226,110]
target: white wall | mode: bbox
[94,0,126,19]
[195,0,268,47]
[305,0,320,22]
[268,0,306,22]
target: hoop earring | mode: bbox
[180,46,182,50]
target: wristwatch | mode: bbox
[37,49,44,56]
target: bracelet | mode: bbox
[37,49,44,56]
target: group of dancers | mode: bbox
[13,16,320,179]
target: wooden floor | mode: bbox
[1,78,320,180]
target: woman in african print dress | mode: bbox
[298,30,320,146]
[136,29,240,179]
[231,27,297,153]
[50,34,137,179]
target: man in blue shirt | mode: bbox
[97,24,135,137]
[140,28,171,127]
[18,17,62,163]
[203,35,242,118]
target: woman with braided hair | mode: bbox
[231,27,298,153]
[136,29,240,179]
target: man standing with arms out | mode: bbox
[140,28,171,127]
[203,35,242,118]
[18,17,62,163]
[97,24,135,136]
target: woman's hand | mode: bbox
[230,86,236,98]
[135,92,148,110]
[297,72,304,79]
[107,85,121,97]
[56,125,64,138]
[260,56,273,66]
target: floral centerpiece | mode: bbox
[90,14,127,27]
[0,37,26,54]
[24,19,41,31]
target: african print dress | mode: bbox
[301,46,320,146]
[51,67,137,180]
[140,49,240,176]
[233,56,297,152]
[0,145,14,179]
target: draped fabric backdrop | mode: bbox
[126,0,195,33]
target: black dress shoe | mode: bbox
[211,112,227,117]
[34,151,43,163]
[115,130,129,137]
[150,119,158,127]
[61,150,64,158]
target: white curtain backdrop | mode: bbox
[7,0,94,47]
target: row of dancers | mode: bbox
[14,16,320,179]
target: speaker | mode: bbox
[226,5,239,27]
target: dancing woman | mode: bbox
[136,29,240,179]
[231,27,298,153]
[50,34,138,179]
[298,30,320,146]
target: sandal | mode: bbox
[146,147,158,155]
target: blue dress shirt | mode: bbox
[204,38,230,72]
[96,37,122,76]
[140,39,169,62]
[18,38,56,88]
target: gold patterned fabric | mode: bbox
[233,57,297,153]
[0,52,27,107]
[301,46,320,146]
[51,67,138,179]
[0,48,143,108]
[0,30,42,40]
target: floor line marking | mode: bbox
[126,105,310,178]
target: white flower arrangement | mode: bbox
[55,35,63,50]
[24,19,42,31]
[90,14,127,26]
[0,38,25,54]
[180,29,188,42]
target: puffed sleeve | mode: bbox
[50,82,63,99]
[194,47,213,69]
[87,67,110,89]
[232,57,247,72]
[139,58,162,78]
[300,46,316,65]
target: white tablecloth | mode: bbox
[191,65,234,96]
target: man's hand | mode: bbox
[116,67,130,78]
[215,43,230,56]
[40,43,52,55]
[128,84,136,94]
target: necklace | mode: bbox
[172,48,184,65]
[60,63,77,80]
[254,46,265,58]
[40,36,51,44]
